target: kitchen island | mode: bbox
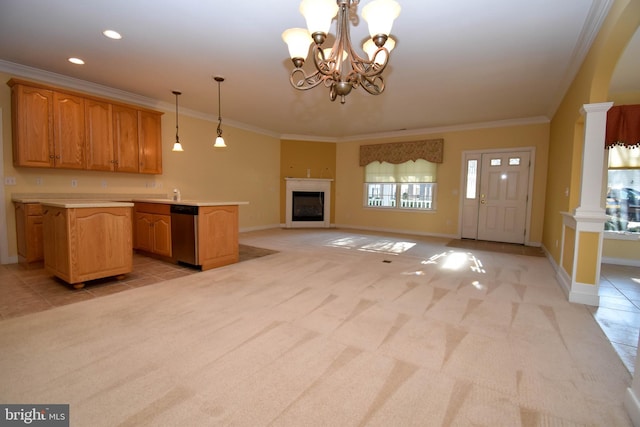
[132,199,248,271]
[40,200,134,288]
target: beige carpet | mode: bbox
[0,228,632,426]
[446,239,545,257]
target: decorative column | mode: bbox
[558,102,612,306]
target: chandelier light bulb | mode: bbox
[362,0,401,40]
[282,28,312,65]
[299,0,338,36]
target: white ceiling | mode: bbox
[0,0,636,140]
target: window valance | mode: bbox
[606,105,640,149]
[359,139,444,166]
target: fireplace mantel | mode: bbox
[285,178,333,228]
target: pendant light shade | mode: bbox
[213,76,227,148]
[172,90,184,152]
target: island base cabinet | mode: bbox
[42,206,133,288]
[197,205,239,270]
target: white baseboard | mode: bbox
[625,387,640,427]
[602,257,640,267]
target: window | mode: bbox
[606,145,640,233]
[364,159,437,210]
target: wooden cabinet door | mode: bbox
[53,92,85,169]
[85,99,114,171]
[138,111,163,174]
[14,203,44,264]
[198,206,239,268]
[134,212,154,252]
[73,208,132,279]
[11,84,54,167]
[42,207,70,278]
[112,105,139,173]
[27,215,44,262]
[14,203,27,260]
[152,214,172,257]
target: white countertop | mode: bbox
[132,199,249,207]
[12,193,168,204]
[12,194,248,207]
[40,200,135,208]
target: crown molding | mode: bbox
[545,0,615,118]
[1,59,549,144]
[0,59,281,140]
[281,116,551,143]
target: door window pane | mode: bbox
[466,159,477,199]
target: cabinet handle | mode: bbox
[49,155,55,159]
[55,155,60,159]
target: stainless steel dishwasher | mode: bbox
[170,205,199,265]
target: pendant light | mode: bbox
[172,90,184,152]
[213,76,227,148]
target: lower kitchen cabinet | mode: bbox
[198,205,239,270]
[134,203,172,258]
[14,202,44,265]
[42,204,133,288]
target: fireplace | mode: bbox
[285,178,333,228]
[292,191,324,221]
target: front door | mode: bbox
[461,150,531,244]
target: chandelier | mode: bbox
[282,0,401,104]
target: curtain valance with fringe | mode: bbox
[359,139,444,166]
[606,105,640,149]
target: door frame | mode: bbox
[459,147,537,245]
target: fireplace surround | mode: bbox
[285,178,332,228]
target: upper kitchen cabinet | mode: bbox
[85,98,114,171]
[112,104,141,173]
[53,91,85,169]
[7,78,163,174]
[138,110,163,175]
[9,83,54,167]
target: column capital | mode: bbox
[580,102,613,115]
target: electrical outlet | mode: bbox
[71,179,78,188]
[36,177,43,185]
[4,176,17,185]
[101,180,107,188]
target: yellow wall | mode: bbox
[562,226,576,276]
[335,123,550,241]
[544,0,640,263]
[1,72,281,260]
[576,231,600,284]
[279,140,337,224]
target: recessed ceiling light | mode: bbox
[68,57,85,65]
[103,29,122,40]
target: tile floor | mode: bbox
[592,263,640,374]
[0,254,198,320]
[1,236,639,377]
